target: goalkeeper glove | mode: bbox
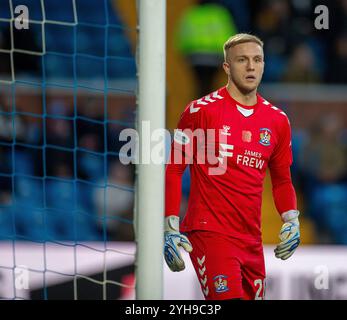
[274,210,300,260]
[164,215,193,272]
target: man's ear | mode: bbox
[223,62,230,76]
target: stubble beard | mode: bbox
[230,76,259,96]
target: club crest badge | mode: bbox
[259,128,272,146]
[213,275,229,293]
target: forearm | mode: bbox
[270,166,297,216]
[165,162,187,217]
[270,166,300,260]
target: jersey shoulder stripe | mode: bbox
[260,96,289,119]
[189,90,224,114]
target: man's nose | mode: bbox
[247,60,255,70]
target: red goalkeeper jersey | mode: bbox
[166,86,294,241]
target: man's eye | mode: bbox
[238,58,245,62]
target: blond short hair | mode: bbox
[224,33,263,61]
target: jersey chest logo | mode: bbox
[242,130,252,143]
[259,128,272,146]
[221,125,231,136]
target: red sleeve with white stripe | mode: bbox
[270,165,297,215]
[269,114,293,168]
[269,115,297,215]
[165,102,198,217]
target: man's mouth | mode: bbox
[246,75,256,80]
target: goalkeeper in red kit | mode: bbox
[164,33,300,300]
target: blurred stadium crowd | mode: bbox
[0,0,346,244]
[175,0,347,84]
[0,94,135,242]
[0,0,136,242]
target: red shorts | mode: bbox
[187,230,266,300]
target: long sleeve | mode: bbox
[268,113,297,215]
[165,153,188,217]
[270,165,297,215]
[165,101,200,217]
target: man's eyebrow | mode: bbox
[234,54,263,58]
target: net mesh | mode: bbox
[0,0,137,299]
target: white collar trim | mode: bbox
[236,104,254,117]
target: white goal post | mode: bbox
[135,0,167,299]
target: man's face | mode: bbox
[223,42,264,94]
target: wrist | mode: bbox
[165,215,180,232]
[281,210,300,224]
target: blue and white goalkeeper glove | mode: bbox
[275,210,300,260]
[164,215,193,272]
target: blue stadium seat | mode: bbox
[1,0,137,79]
[45,208,75,240]
[74,210,102,241]
[45,54,73,78]
[108,57,136,78]
[44,1,74,23]
[14,176,43,208]
[14,206,47,241]
[0,207,14,239]
[12,176,46,240]
[42,0,135,79]
[45,179,75,239]
[45,207,101,241]
[0,1,10,19]
[76,182,102,240]
[320,184,347,244]
[76,182,95,213]
[45,24,74,54]
[45,178,101,240]
[108,31,133,57]
[46,178,75,211]
[262,54,287,82]
[309,183,347,244]
[78,152,105,183]
[14,151,34,175]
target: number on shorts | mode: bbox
[254,279,266,300]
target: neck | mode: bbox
[226,81,257,106]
